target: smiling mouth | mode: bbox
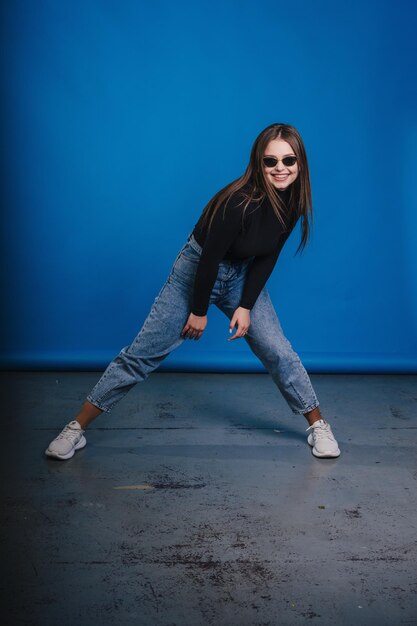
[272,174,289,180]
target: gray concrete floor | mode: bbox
[1,371,417,626]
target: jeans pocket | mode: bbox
[168,243,199,286]
[180,242,201,262]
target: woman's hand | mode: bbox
[181,313,207,341]
[228,307,250,341]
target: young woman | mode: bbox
[45,123,340,460]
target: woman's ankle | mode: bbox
[303,406,324,426]
[75,400,103,429]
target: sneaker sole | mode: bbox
[310,445,341,458]
[45,435,87,460]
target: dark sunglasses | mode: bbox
[263,156,297,168]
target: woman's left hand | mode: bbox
[228,307,250,341]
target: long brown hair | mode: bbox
[201,123,313,255]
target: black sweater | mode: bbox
[191,184,298,316]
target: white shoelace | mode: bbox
[56,424,81,442]
[306,421,334,438]
[310,423,335,442]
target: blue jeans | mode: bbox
[87,235,319,415]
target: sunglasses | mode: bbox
[263,156,297,168]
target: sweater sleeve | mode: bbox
[191,196,245,316]
[238,232,289,310]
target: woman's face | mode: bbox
[263,138,299,190]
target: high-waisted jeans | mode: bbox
[87,234,320,415]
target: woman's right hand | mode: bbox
[181,313,207,341]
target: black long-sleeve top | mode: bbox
[191,184,298,316]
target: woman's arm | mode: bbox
[239,220,298,311]
[191,197,245,316]
[180,195,245,340]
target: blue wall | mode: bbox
[1,0,416,372]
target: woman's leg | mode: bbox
[85,244,200,416]
[84,282,187,416]
[216,283,340,457]
[45,240,201,459]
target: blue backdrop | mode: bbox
[1,0,416,372]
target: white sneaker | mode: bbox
[306,419,340,458]
[45,420,87,460]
